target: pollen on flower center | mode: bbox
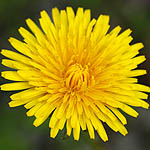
[65,63,91,91]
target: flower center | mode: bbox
[65,63,90,91]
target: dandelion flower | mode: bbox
[1,7,150,141]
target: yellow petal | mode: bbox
[77,101,83,115]
[127,70,146,77]
[24,100,39,109]
[56,102,68,119]
[1,82,32,91]
[10,88,46,100]
[119,103,139,117]
[33,114,49,127]
[8,37,32,56]
[70,109,78,128]
[66,119,72,136]
[1,50,32,65]
[57,115,66,130]
[49,108,59,128]
[1,71,24,81]
[26,102,44,117]
[79,114,86,130]
[9,99,30,107]
[18,27,37,47]
[66,7,75,26]
[108,106,127,125]
[50,128,59,138]
[97,121,108,142]
[1,59,31,70]
[52,8,60,29]
[73,121,80,141]
[26,18,46,46]
[85,117,95,139]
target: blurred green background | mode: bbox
[0,0,150,150]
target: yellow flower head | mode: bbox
[1,7,149,141]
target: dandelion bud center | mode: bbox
[65,63,90,90]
